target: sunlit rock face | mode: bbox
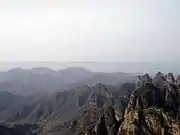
[118,73,180,135]
[80,73,180,135]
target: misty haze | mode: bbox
[0,0,180,135]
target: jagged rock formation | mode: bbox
[35,72,180,135]
[176,76,180,85]
[20,83,133,135]
[2,72,180,135]
[167,73,176,84]
[118,72,180,135]
[0,83,134,124]
[152,72,167,87]
[104,106,120,135]
[136,74,152,87]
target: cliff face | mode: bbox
[38,73,180,135]
[60,73,180,135]
[118,73,180,135]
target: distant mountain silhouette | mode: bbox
[0,67,136,95]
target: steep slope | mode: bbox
[119,73,180,135]
[0,91,27,122]
[0,83,134,125]
[4,72,180,135]
[58,73,180,135]
[36,83,134,135]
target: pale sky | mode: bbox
[0,0,179,62]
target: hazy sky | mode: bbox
[0,0,179,62]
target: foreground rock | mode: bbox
[119,73,180,135]
[38,73,180,135]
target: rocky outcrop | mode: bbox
[104,106,120,135]
[61,72,180,135]
[125,83,163,116]
[95,114,108,135]
[167,73,176,84]
[119,107,179,135]
[118,73,180,135]
[152,72,167,87]
[136,74,152,87]
[6,72,180,135]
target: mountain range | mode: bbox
[0,61,180,74]
[0,67,136,95]
[1,69,180,135]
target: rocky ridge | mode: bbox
[75,72,180,135]
[119,72,180,135]
[1,72,180,135]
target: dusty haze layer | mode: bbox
[0,62,179,75]
[0,0,179,62]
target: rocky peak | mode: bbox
[69,72,180,135]
[118,73,180,135]
[136,74,152,87]
[167,73,176,84]
[125,82,163,116]
[153,72,167,87]
[176,76,180,85]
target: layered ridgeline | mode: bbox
[0,67,135,95]
[61,72,180,135]
[1,72,180,135]
[0,83,134,135]
[119,72,180,135]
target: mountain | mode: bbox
[0,91,27,121]
[0,67,136,95]
[0,83,134,124]
[35,83,134,135]
[119,73,180,135]
[0,62,180,74]
[0,82,134,135]
[51,72,180,135]
[2,72,180,135]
